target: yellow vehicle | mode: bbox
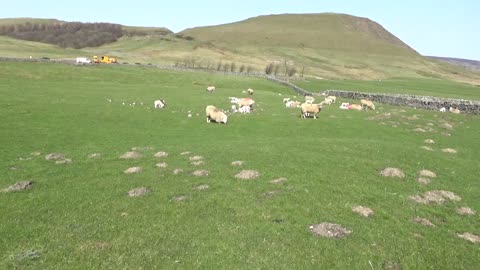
[93,55,118,64]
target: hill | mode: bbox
[428,56,480,71]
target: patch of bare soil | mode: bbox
[231,160,244,166]
[180,151,191,156]
[419,170,436,178]
[441,148,457,154]
[56,158,72,164]
[127,187,150,197]
[417,177,431,185]
[45,153,65,160]
[155,162,168,168]
[189,156,203,161]
[173,195,187,202]
[412,216,435,227]
[424,139,435,144]
[120,151,142,159]
[88,153,101,158]
[440,123,454,130]
[380,168,405,178]
[191,161,204,166]
[409,190,461,204]
[194,184,209,191]
[309,222,351,238]
[352,206,374,217]
[270,177,287,184]
[1,180,33,193]
[192,170,209,176]
[382,261,402,270]
[420,146,434,151]
[457,232,480,244]
[264,190,282,198]
[173,168,184,174]
[456,207,476,216]
[131,146,153,151]
[124,167,142,174]
[235,170,260,180]
[154,151,168,158]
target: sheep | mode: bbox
[237,97,255,109]
[229,97,239,104]
[286,100,301,108]
[440,107,446,112]
[349,104,363,111]
[238,105,251,114]
[283,97,291,103]
[205,105,228,123]
[320,99,333,106]
[360,99,375,110]
[247,88,254,95]
[325,96,336,103]
[206,86,216,93]
[300,103,322,119]
[154,99,166,108]
[305,95,315,104]
[449,107,460,114]
[231,105,238,113]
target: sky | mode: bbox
[1,0,479,60]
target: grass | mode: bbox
[0,61,479,269]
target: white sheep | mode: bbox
[305,95,315,104]
[283,97,291,103]
[238,105,251,114]
[237,97,255,109]
[300,103,322,119]
[206,105,228,123]
[440,107,446,112]
[247,88,254,95]
[325,96,336,103]
[286,101,301,108]
[206,86,216,93]
[154,99,166,108]
[449,107,460,114]
[349,104,363,111]
[231,105,238,113]
[360,99,375,110]
[229,97,239,104]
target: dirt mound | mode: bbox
[231,160,244,166]
[189,156,204,161]
[456,207,476,216]
[45,153,65,160]
[173,168,184,174]
[424,139,435,144]
[412,216,435,227]
[191,161,204,166]
[380,168,405,178]
[441,148,457,154]
[409,190,461,204]
[154,151,168,158]
[88,153,101,158]
[127,187,150,197]
[55,158,72,164]
[309,223,351,238]
[417,177,431,185]
[192,170,209,176]
[270,177,287,184]
[120,151,142,159]
[2,180,33,193]
[352,206,374,217]
[124,167,142,174]
[155,162,168,168]
[194,184,210,191]
[457,233,480,243]
[419,170,436,178]
[235,170,260,180]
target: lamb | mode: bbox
[449,107,460,114]
[320,99,332,106]
[283,97,291,103]
[238,105,251,114]
[154,99,166,108]
[205,105,228,123]
[305,95,315,104]
[360,99,375,110]
[349,104,363,111]
[439,107,446,112]
[237,97,255,108]
[300,103,322,119]
[286,100,301,108]
[325,96,337,103]
[206,86,216,93]
[247,88,254,95]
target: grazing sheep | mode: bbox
[283,97,291,103]
[449,107,460,114]
[339,102,349,109]
[300,103,322,119]
[237,97,255,109]
[360,99,375,110]
[305,95,315,104]
[205,105,228,123]
[440,107,446,112]
[238,105,251,114]
[349,104,363,111]
[154,99,166,108]
[247,88,254,95]
[206,86,216,93]
[326,96,337,103]
[286,100,301,108]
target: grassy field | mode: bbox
[295,77,480,100]
[0,61,479,269]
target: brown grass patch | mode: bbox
[424,139,435,144]
[411,216,435,227]
[231,160,244,166]
[120,151,142,159]
[173,195,187,202]
[88,153,101,158]
[194,184,210,191]
[457,232,480,244]
[352,206,374,217]
[131,146,153,151]
[441,148,457,154]
[124,167,142,174]
[270,177,287,184]
[417,177,431,185]
[264,190,282,198]
[30,151,41,157]
[413,128,426,132]
[419,169,436,178]
[235,170,260,180]
[420,146,434,151]
[154,151,168,158]
[456,207,476,216]
[309,222,351,238]
[409,190,461,204]
[191,160,205,166]
[127,187,150,197]
[380,168,405,178]
[1,180,33,193]
[55,158,72,164]
[189,156,204,161]
[155,162,168,168]
[180,151,191,155]
[192,170,209,176]
[173,168,184,174]
[45,153,65,160]
[440,123,454,130]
